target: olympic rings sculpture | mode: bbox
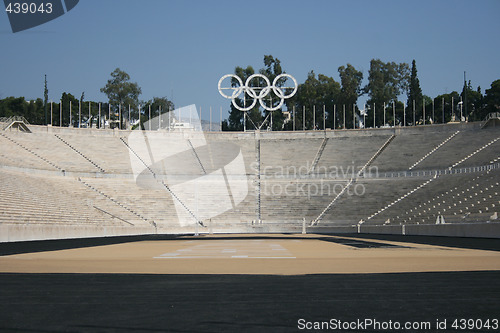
[218,73,298,111]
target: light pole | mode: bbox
[383,102,386,126]
[303,105,305,131]
[423,98,425,125]
[343,104,346,129]
[363,104,366,128]
[392,101,395,127]
[333,105,336,130]
[373,103,376,128]
[458,100,463,121]
[442,97,445,123]
[353,104,356,129]
[432,98,435,124]
[323,105,326,130]
[464,71,467,120]
[413,100,415,126]
[451,96,454,121]
[313,105,316,130]
[78,101,81,128]
[403,103,406,127]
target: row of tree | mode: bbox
[1,63,499,130]
[222,56,500,131]
[0,68,173,129]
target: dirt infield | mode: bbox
[1,234,500,332]
[1,234,499,275]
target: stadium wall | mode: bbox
[0,224,156,243]
[1,122,498,241]
[359,223,500,238]
[29,121,479,138]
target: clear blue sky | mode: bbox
[1,0,499,122]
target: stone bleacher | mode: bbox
[260,179,349,222]
[412,127,500,170]
[315,135,392,173]
[0,169,124,227]
[56,134,131,174]
[0,122,499,240]
[374,131,456,172]
[0,131,95,172]
[399,170,500,225]
[319,177,428,225]
[260,138,323,175]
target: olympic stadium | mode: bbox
[0,111,500,332]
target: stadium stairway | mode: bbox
[408,131,460,170]
[413,128,500,170]
[0,132,63,171]
[309,138,329,174]
[319,177,427,226]
[77,178,152,226]
[373,130,457,172]
[54,134,106,173]
[311,134,395,225]
[314,135,393,174]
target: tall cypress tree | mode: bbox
[407,60,423,123]
[44,74,48,125]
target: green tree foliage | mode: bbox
[393,100,405,126]
[261,55,283,80]
[338,64,363,106]
[484,80,500,114]
[461,81,485,121]
[61,92,79,127]
[433,91,460,123]
[407,60,423,118]
[100,68,142,117]
[0,95,105,127]
[336,64,363,129]
[287,71,340,130]
[0,97,28,119]
[364,59,410,127]
[0,97,44,124]
[137,96,174,129]
[422,95,433,124]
